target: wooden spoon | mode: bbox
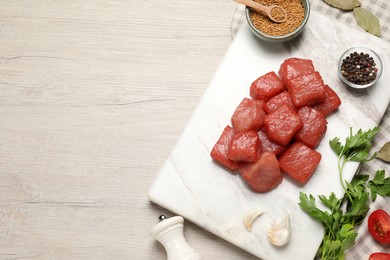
[233,0,287,23]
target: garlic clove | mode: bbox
[243,209,264,231]
[268,213,291,246]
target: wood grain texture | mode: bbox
[0,0,262,259]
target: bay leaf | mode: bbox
[324,0,360,10]
[353,7,381,37]
[377,142,390,162]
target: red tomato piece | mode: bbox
[369,253,390,260]
[210,126,239,171]
[278,58,315,86]
[286,71,326,108]
[368,209,390,244]
[279,142,321,184]
[239,152,283,193]
[294,106,328,149]
[264,104,303,146]
[312,84,342,117]
[250,71,285,101]
[264,90,296,114]
[258,129,287,157]
[231,98,266,133]
[228,131,262,162]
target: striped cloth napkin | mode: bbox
[229,1,390,259]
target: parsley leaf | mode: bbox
[299,193,331,225]
[329,137,343,155]
[339,224,357,251]
[368,169,390,200]
[318,193,341,211]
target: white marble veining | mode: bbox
[148,11,390,260]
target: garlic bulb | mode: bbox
[268,213,291,246]
[243,209,264,231]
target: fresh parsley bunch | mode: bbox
[299,127,390,260]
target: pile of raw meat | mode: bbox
[210,58,341,193]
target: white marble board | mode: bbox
[148,11,390,260]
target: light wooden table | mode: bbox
[0,1,261,259]
[3,1,390,260]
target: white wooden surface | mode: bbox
[0,1,263,259]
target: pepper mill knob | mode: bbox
[159,214,168,222]
[151,215,201,260]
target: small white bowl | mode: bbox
[338,47,383,89]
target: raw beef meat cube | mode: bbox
[264,90,296,114]
[263,104,303,146]
[250,71,285,101]
[231,98,266,133]
[258,129,287,157]
[279,142,321,184]
[278,58,315,86]
[286,71,326,108]
[295,106,327,148]
[228,131,262,162]
[239,152,283,193]
[210,125,239,171]
[313,85,341,117]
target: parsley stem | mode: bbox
[338,156,352,202]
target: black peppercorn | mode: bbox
[340,51,378,85]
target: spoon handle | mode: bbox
[233,0,268,14]
[233,0,287,23]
